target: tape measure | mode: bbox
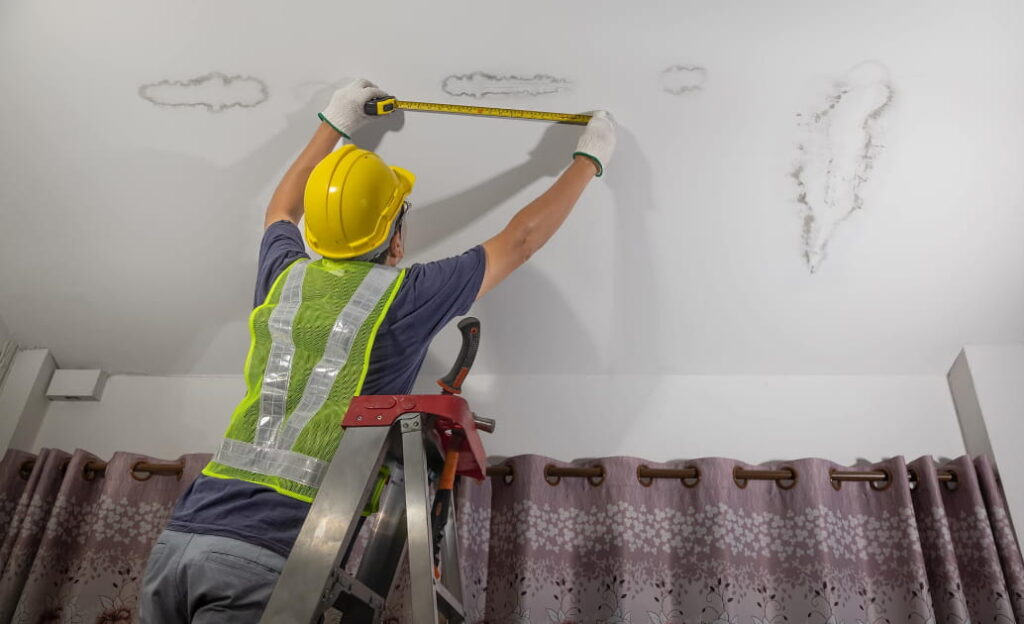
[364,96,591,125]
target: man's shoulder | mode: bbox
[387,246,485,319]
[261,220,306,256]
[403,246,485,282]
[255,221,310,307]
[399,246,485,295]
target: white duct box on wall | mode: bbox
[46,369,108,401]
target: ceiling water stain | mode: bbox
[791,62,894,273]
[660,65,708,94]
[138,72,269,112]
[441,72,572,98]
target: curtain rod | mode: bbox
[19,459,184,481]
[485,463,958,491]
[17,458,959,491]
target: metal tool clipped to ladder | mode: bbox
[260,318,493,624]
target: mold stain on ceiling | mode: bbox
[791,62,894,273]
[441,72,572,98]
[660,65,708,95]
[138,72,269,113]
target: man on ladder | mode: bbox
[139,78,616,622]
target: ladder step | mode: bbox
[331,570,386,613]
[434,580,465,621]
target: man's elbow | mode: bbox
[512,224,542,265]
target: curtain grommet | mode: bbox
[907,468,919,491]
[82,461,101,482]
[636,464,654,487]
[587,465,605,487]
[501,463,515,485]
[543,463,561,487]
[131,461,154,482]
[682,466,700,488]
[18,460,34,481]
[733,466,748,489]
[828,468,842,491]
[776,466,798,490]
[943,469,960,492]
[869,468,893,491]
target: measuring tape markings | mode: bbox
[365,96,591,125]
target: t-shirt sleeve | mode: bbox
[391,246,486,338]
[255,220,310,308]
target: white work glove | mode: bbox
[573,110,616,177]
[319,79,389,139]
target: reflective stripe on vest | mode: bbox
[255,260,309,447]
[277,266,397,450]
[204,259,405,501]
[214,437,328,489]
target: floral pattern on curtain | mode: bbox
[451,455,1024,624]
[0,448,208,623]
[0,450,1019,623]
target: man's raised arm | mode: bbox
[477,111,616,300]
[263,79,387,228]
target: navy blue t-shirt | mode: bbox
[166,221,485,557]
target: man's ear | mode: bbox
[388,230,404,259]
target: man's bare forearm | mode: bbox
[264,122,343,228]
[504,155,597,259]
[477,155,598,299]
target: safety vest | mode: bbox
[203,257,406,502]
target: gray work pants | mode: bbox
[140,529,287,623]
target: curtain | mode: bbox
[450,455,1024,624]
[0,450,1018,623]
[0,448,208,624]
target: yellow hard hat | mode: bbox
[304,145,415,259]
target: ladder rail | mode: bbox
[260,425,393,624]
[401,415,443,622]
[336,458,407,623]
[437,484,465,616]
[263,407,480,623]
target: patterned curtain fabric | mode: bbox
[0,450,1019,623]
[0,448,208,623]
[453,455,1024,624]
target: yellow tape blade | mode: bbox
[395,100,591,125]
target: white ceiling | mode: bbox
[1,0,1023,377]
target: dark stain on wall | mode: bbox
[791,62,894,273]
[139,72,269,112]
[660,65,708,94]
[441,72,572,98]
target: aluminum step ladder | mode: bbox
[260,394,492,623]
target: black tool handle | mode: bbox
[437,317,481,395]
[431,489,453,571]
[429,317,480,576]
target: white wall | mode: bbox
[948,345,1024,540]
[2,0,1003,472]
[948,350,994,461]
[33,374,244,460]
[459,374,961,464]
[0,313,15,391]
[2,1,1024,378]
[0,349,56,453]
[954,345,1024,458]
[33,371,962,465]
